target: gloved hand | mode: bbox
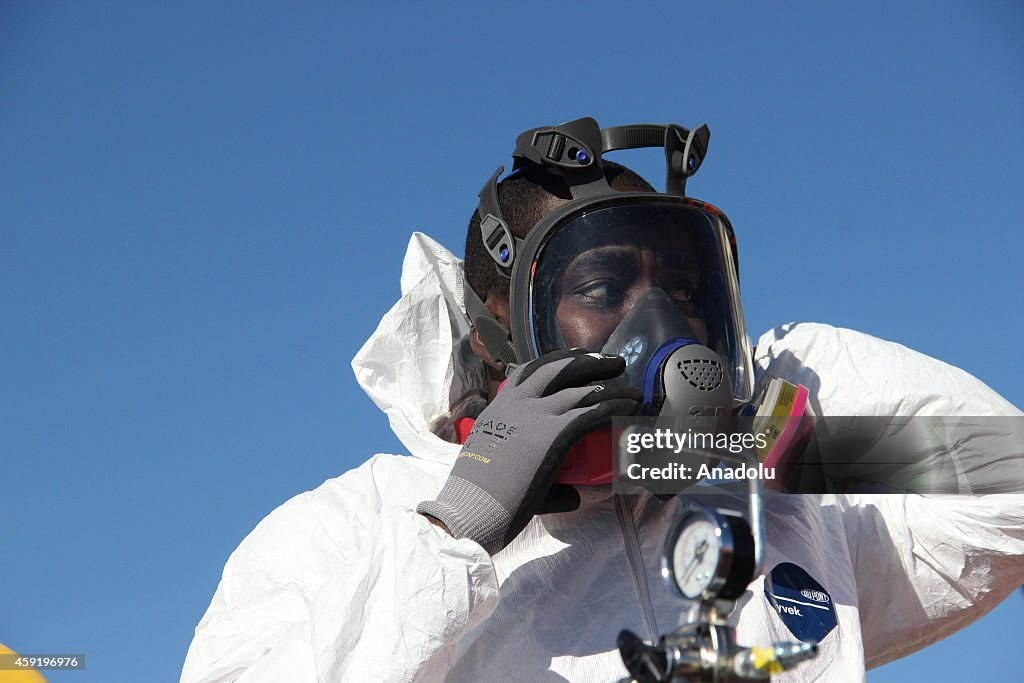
[417,348,640,554]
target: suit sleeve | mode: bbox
[839,493,1024,668]
[180,459,499,682]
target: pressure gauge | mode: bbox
[661,505,756,602]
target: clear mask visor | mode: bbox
[529,202,753,402]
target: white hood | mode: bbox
[352,233,1021,465]
[352,233,487,464]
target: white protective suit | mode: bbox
[181,233,1024,683]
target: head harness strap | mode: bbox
[465,117,713,371]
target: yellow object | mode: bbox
[754,379,798,462]
[750,646,784,675]
[0,644,48,683]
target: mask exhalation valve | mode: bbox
[677,358,725,391]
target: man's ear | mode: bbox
[468,291,510,377]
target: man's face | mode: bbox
[551,226,709,351]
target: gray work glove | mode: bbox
[417,348,640,554]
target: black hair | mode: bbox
[464,160,654,302]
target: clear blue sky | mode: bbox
[2,2,1022,681]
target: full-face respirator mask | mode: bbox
[463,117,757,485]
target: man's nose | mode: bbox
[622,279,660,310]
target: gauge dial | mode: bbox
[662,505,757,603]
[671,516,721,598]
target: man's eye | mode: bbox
[669,284,697,303]
[576,281,623,303]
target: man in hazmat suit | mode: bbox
[180,117,1024,682]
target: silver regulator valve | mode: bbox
[616,450,819,682]
[617,606,818,682]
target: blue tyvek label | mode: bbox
[763,562,837,642]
